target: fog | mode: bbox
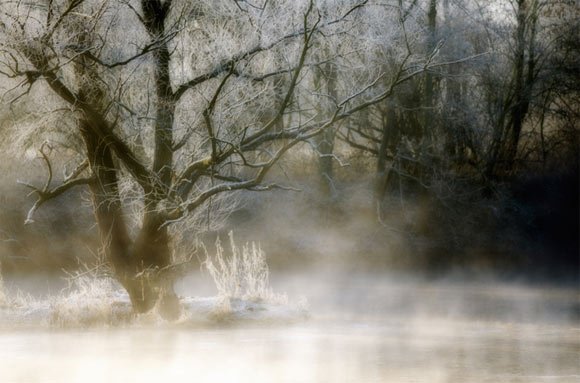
[1,160,579,382]
[1,0,579,381]
[1,161,578,382]
[1,267,579,383]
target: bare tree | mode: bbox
[0,0,419,315]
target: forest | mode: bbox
[0,0,577,314]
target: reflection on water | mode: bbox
[0,273,579,383]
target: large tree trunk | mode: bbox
[128,38,177,315]
[132,215,179,318]
[80,122,144,309]
[80,120,178,317]
[72,2,179,313]
[126,0,181,318]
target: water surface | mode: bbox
[0,272,578,383]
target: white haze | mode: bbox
[0,267,579,383]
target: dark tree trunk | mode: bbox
[79,121,155,313]
[132,214,178,317]
[423,0,437,144]
[503,0,528,172]
[376,103,397,202]
[80,118,177,316]
[486,0,536,179]
[124,0,181,318]
[504,0,536,171]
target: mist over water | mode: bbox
[1,268,579,383]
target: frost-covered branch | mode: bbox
[17,143,94,224]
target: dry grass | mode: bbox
[49,276,120,327]
[46,260,133,327]
[0,261,132,327]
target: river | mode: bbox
[0,271,578,383]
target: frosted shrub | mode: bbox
[49,265,130,327]
[204,232,282,302]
